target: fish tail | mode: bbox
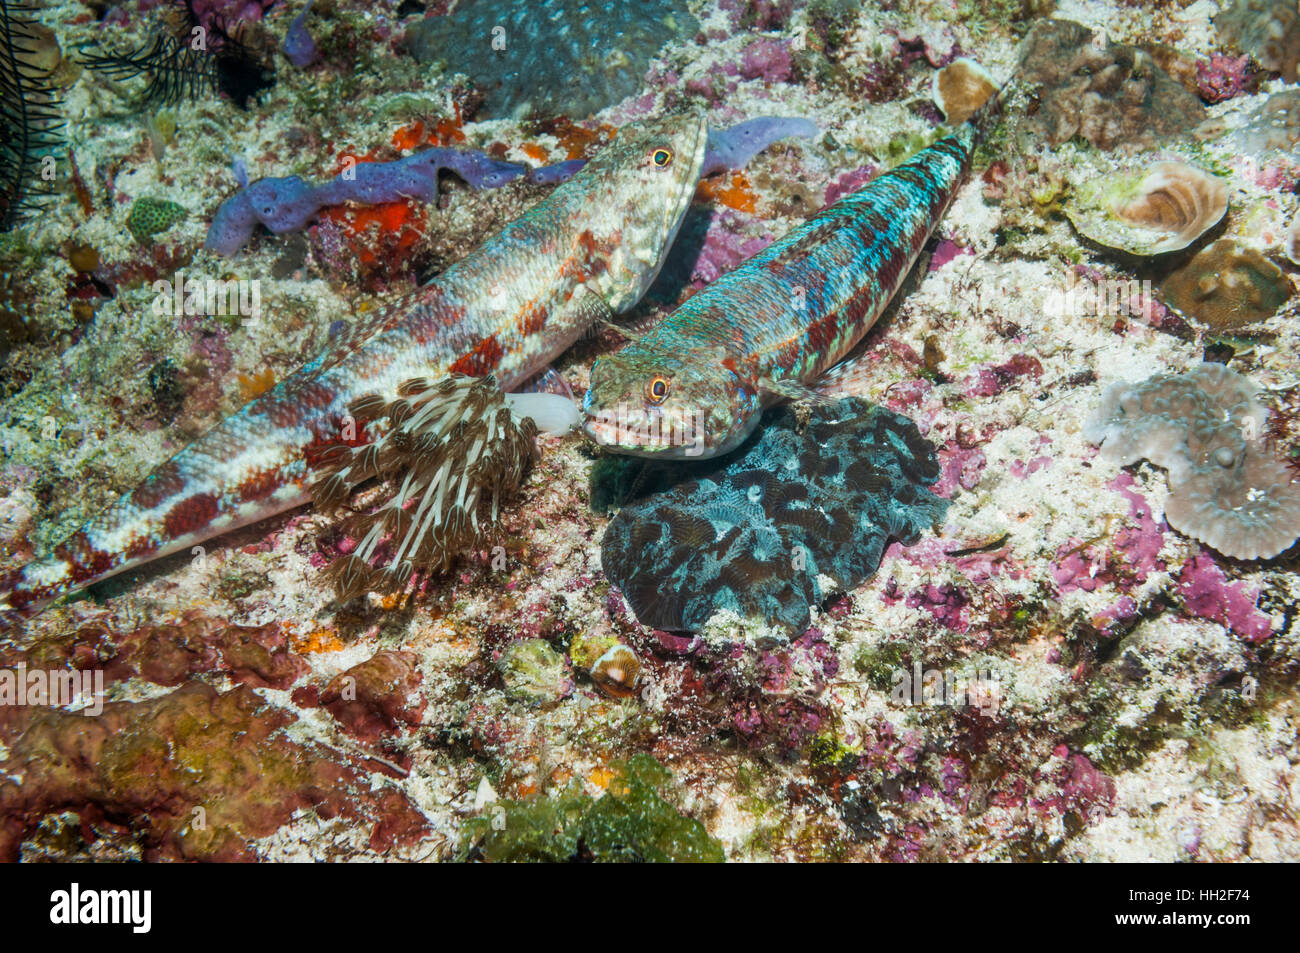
[0,373,339,628]
[0,525,135,630]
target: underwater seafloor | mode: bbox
[0,0,1298,862]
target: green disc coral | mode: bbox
[127,196,187,244]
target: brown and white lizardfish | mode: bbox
[0,112,708,627]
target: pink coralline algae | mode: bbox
[962,354,1044,399]
[888,29,960,69]
[687,208,776,287]
[904,581,972,632]
[1176,553,1275,643]
[933,443,986,497]
[150,0,275,28]
[739,38,794,84]
[1110,471,1168,582]
[1196,54,1252,103]
[674,630,838,755]
[719,0,796,31]
[886,378,932,410]
[1050,542,1106,594]
[1050,474,1166,596]
[824,165,877,207]
[1008,455,1052,479]
[1033,748,1116,820]
[928,238,971,271]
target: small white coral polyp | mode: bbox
[1085,362,1300,560]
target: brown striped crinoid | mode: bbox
[311,374,538,600]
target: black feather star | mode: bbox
[79,0,274,110]
[79,30,218,105]
[0,0,64,231]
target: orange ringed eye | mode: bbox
[651,148,672,167]
[646,377,670,404]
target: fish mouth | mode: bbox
[638,113,708,302]
[581,412,714,459]
[666,114,708,239]
[582,414,662,455]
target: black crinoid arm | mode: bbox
[0,0,63,231]
[79,0,273,109]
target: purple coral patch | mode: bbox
[1176,553,1275,643]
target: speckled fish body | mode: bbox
[583,123,976,459]
[1,113,707,625]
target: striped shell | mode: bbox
[1065,161,1228,256]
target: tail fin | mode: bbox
[0,551,80,632]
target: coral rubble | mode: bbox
[1235,89,1300,154]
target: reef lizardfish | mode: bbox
[583,110,992,460]
[1,113,707,626]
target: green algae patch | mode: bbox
[461,754,723,863]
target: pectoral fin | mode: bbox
[758,375,837,406]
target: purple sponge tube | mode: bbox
[204,147,529,256]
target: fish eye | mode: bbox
[650,148,673,167]
[645,376,670,404]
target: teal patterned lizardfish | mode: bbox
[583,102,995,460]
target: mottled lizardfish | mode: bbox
[583,111,991,460]
[1,113,708,626]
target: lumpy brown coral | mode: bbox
[312,374,538,600]
[1016,19,1206,150]
[1085,362,1300,559]
[1217,0,1300,83]
[1160,239,1293,332]
[0,682,429,861]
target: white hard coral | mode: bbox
[312,374,538,600]
[1085,362,1300,560]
